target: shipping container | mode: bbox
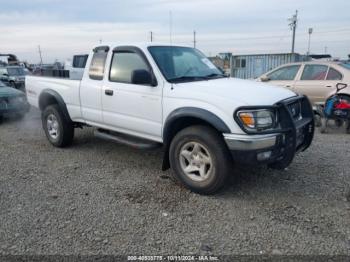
[230,53,309,79]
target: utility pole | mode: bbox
[324,46,328,54]
[150,31,153,42]
[38,45,43,66]
[193,30,196,48]
[307,28,313,56]
[288,10,298,53]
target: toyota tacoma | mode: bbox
[26,43,314,194]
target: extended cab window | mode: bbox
[326,67,342,80]
[109,52,149,84]
[301,65,328,80]
[89,50,108,80]
[267,65,300,81]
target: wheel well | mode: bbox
[164,117,221,145]
[162,116,224,171]
[39,93,58,111]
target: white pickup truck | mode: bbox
[26,43,314,194]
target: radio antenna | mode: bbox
[169,11,173,45]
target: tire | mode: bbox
[169,125,232,194]
[42,104,74,147]
[0,115,3,123]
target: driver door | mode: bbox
[102,46,162,141]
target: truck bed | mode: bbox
[26,75,82,121]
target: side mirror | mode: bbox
[260,76,270,82]
[2,73,9,77]
[131,69,155,86]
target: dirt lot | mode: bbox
[0,108,350,256]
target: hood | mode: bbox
[0,86,24,98]
[174,77,296,105]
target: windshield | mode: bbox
[340,63,350,70]
[7,67,25,76]
[148,46,224,83]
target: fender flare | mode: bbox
[163,107,230,141]
[38,89,72,122]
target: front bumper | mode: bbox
[224,95,314,167]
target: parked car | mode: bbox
[258,61,350,106]
[25,43,314,194]
[0,66,26,89]
[0,81,30,122]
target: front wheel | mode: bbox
[169,125,232,194]
[42,105,74,147]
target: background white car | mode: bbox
[258,61,350,106]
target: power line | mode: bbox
[153,28,350,43]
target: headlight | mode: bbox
[236,109,277,132]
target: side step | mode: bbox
[94,129,162,150]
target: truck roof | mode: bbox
[91,42,192,50]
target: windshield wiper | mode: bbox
[167,76,207,83]
[203,73,227,79]
[168,73,227,83]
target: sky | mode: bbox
[0,0,349,63]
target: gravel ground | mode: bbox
[0,108,350,256]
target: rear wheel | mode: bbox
[169,125,232,194]
[42,104,74,147]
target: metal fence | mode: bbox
[230,53,309,79]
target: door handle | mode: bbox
[285,85,291,88]
[326,85,332,88]
[105,89,114,96]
